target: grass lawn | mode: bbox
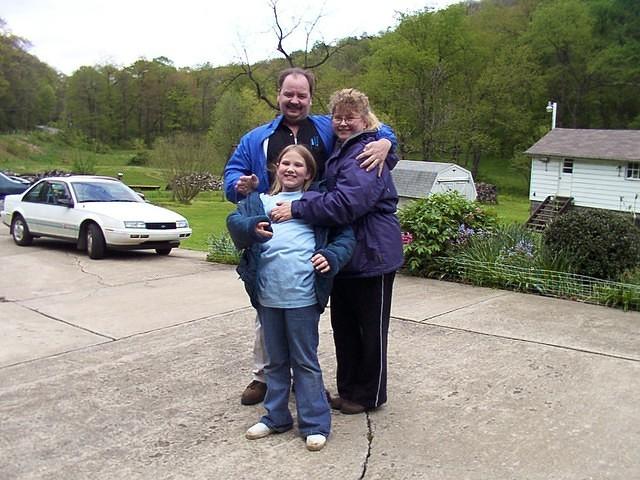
[486,193,531,225]
[145,191,235,251]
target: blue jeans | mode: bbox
[258,304,330,437]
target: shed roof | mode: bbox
[392,160,463,198]
[525,128,640,161]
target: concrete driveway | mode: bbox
[1,229,639,479]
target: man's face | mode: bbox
[277,74,312,125]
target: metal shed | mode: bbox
[392,160,477,207]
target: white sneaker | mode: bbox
[246,422,273,440]
[306,434,327,451]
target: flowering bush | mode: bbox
[398,192,496,274]
[440,223,571,273]
[494,238,537,268]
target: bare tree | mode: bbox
[238,0,352,109]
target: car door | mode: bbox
[19,181,76,238]
[18,181,52,235]
[46,181,78,239]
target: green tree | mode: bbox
[208,87,273,162]
[0,19,60,131]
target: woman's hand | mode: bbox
[356,138,391,176]
[255,221,273,238]
[311,253,330,273]
[270,201,293,223]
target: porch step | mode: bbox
[526,196,573,231]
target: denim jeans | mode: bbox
[258,304,330,437]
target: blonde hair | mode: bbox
[269,144,317,195]
[329,88,380,130]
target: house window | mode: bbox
[562,158,573,174]
[626,162,640,180]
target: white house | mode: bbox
[391,160,476,207]
[525,128,640,215]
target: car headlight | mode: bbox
[176,219,188,228]
[124,221,146,228]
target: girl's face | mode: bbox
[332,108,367,142]
[276,151,311,192]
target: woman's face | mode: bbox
[276,151,311,192]
[332,108,367,142]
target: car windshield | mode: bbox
[72,181,142,203]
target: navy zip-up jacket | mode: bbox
[226,188,355,311]
[290,130,404,278]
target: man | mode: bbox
[224,67,397,405]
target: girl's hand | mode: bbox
[270,201,293,223]
[255,221,273,238]
[311,253,330,273]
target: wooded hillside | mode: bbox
[1,0,638,176]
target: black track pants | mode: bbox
[330,272,395,408]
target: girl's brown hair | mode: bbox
[269,144,317,195]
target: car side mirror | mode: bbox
[57,197,74,207]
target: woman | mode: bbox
[270,88,403,414]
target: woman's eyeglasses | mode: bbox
[332,116,361,125]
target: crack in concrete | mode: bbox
[359,413,374,479]
[74,256,110,286]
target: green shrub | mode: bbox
[128,138,150,166]
[70,149,97,174]
[398,192,496,274]
[206,231,240,265]
[543,208,640,280]
[128,151,150,166]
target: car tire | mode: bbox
[156,247,172,255]
[86,223,107,259]
[11,214,33,246]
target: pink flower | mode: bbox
[401,231,414,245]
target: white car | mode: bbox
[1,176,192,259]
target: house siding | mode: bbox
[530,156,640,213]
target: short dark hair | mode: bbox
[277,68,315,97]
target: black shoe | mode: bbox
[340,399,366,415]
[241,380,267,405]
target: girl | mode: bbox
[227,144,355,451]
[269,89,404,415]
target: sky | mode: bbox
[2,0,460,75]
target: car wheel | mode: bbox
[156,247,172,255]
[86,223,107,259]
[11,215,33,246]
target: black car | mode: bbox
[0,172,30,199]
